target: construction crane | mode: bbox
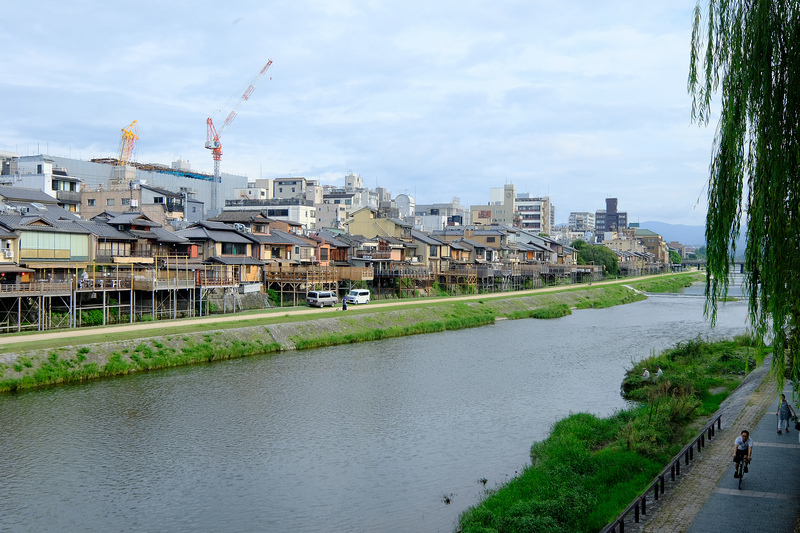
[205,60,273,213]
[117,120,139,166]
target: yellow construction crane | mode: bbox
[117,120,139,166]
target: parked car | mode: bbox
[343,289,370,305]
[306,290,338,308]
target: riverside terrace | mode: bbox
[0,203,665,331]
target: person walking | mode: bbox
[776,394,796,434]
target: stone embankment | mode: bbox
[0,283,646,392]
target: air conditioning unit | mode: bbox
[4,249,13,259]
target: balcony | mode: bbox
[354,250,392,260]
[56,190,82,204]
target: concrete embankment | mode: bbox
[0,283,647,392]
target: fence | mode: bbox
[600,414,722,533]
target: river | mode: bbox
[0,284,749,532]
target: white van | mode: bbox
[306,290,338,308]
[344,289,370,305]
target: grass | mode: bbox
[292,312,495,350]
[626,272,705,294]
[458,335,759,533]
[0,272,703,394]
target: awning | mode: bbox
[0,264,35,273]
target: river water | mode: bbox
[0,284,750,533]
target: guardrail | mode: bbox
[600,414,722,533]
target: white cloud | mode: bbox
[0,0,717,225]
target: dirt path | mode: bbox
[0,273,678,348]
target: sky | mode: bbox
[0,1,718,226]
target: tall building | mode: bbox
[595,198,628,238]
[515,194,553,234]
[568,211,595,232]
[471,184,515,225]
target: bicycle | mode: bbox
[734,457,750,490]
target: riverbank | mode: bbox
[456,334,760,533]
[0,272,703,393]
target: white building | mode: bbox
[515,194,553,235]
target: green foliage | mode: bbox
[628,273,703,294]
[266,289,279,306]
[292,312,495,350]
[575,243,618,276]
[459,337,757,533]
[690,1,800,390]
[668,250,682,264]
[508,304,572,320]
[81,310,104,326]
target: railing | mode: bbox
[355,250,392,259]
[600,414,722,533]
[0,281,73,294]
[56,189,82,203]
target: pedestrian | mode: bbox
[655,366,663,379]
[342,299,347,311]
[776,394,796,434]
[642,368,650,380]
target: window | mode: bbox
[121,198,130,205]
[430,246,438,257]
[279,188,283,193]
[192,207,197,213]
[486,236,496,243]
[295,246,300,254]
[292,187,295,193]
[106,199,115,206]
[153,197,164,204]
[87,199,96,206]
[37,164,43,173]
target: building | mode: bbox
[233,179,272,202]
[1,154,247,218]
[81,182,186,226]
[1,155,83,213]
[515,194,553,234]
[415,197,468,226]
[568,211,595,232]
[470,184,515,225]
[595,198,628,238]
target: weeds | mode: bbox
[458,336,757,533]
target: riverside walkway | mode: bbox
[633,357,800,532]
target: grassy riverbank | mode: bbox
[457,335,760,533]
[0,272,703,393]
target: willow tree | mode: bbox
[689,1,800,386]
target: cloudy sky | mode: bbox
[0,1,717,225]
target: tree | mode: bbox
[690,1,800,386]
[573,240,619,276]
[669,250,682,265]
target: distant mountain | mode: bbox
[638,221,705,246]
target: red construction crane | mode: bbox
[205,59,273,213]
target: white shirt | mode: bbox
[735,436,753,450]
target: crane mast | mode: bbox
[117,120,139,166]
[205,60,272,214]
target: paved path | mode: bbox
[633,357,800,533]
[0,274,674,348]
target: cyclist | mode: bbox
[732,429,753,478]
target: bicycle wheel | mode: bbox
[738,462,743,490]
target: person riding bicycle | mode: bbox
[732,429,753,478]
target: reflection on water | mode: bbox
[0,291,749,533]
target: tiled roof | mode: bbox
[107,213,161,227]
[0,186,58,203]
[206,255,264,265]
[73,220,136,240]
[175,224,254,244]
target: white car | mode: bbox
[343,289,370,305]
